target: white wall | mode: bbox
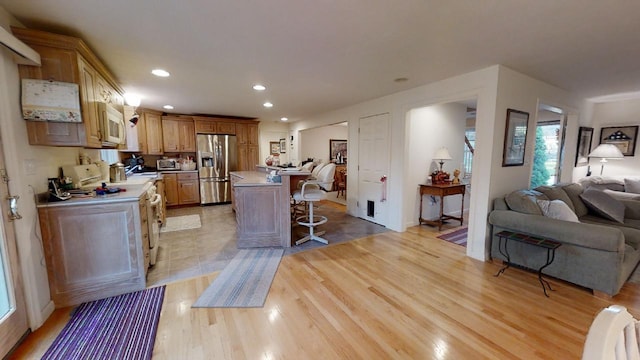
[408,103,469,223]
[299,124,347,164]
[0,10,86,329]
[259,121,290,165]
[580,98,640,177]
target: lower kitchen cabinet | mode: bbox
[163,172,200,206]
[37,198,148,308]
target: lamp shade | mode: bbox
[588,144,624,159]
[433,147,452,160]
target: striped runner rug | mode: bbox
[437,227,468,247]
[192,248,284,308]
[42,286,165,360]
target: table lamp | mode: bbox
[433,147,452,171]
[588,144,624,175]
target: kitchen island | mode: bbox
[36,177,158,308]
[231,168,310,248]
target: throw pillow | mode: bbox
[579,188,625,224]
[561,183,589,217]
[505,189,547,215]
[535,185,576,213]
[536,199,580,223]
[625,178,640,194]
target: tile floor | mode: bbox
[146,204,239,287]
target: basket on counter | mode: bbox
[180,162,197,171]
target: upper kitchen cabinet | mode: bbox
[145,111,164,154]
[194,117,237,135]
[12,27,124,148]
[162,115,195,152]
[122,108,163,154]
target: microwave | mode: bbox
[98,102,126,146]
[157,158,180,171]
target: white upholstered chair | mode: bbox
[582,305,640,360]
[311,162,325,178]
[314,163,336,191]
[292,163,336,245]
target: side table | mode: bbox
[418,183,465,231]
[494,230,561,297]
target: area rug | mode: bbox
[287,203,389,255]
[42,286,165,360]
[192,248,284,308]
[437,227,467,247]
[161,214,201,233]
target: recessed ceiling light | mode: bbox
[163,105,174,110]
[263,102,273,108]
[152,69,170,77]
[280,117,288,121]
[253,84,266,91]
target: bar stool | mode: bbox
[292,181,329,245]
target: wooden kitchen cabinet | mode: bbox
[194,117,236,135]
[145,111,164,154]
[236,122,260,171]
[178,173,200,204]
[162,116,195,152]
[37,198,148,308]
[163,172,200,206]
[13,27,124,148]
[163,173,179,206]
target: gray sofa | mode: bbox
[488,183,640,297]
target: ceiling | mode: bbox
[2,1,640,122]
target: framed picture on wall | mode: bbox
[279,138,286,153]
[575,126,593,166]
[270,141,280,155]
[502,109,529,167]
[329,139,347,162]
[599,125,639,156]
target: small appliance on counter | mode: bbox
[109,162,127,183]
[48,178,71,201]
[62,164,102,188]
[157,158,180,171]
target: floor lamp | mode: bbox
[588,144,624,175]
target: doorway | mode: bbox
[299,122,348,208]
[407,100,476,229]
[0,149,29,356]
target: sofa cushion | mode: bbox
[625,178,640,194]
[604,189,640,201]
[561,183,589,217]
[580,188,625,224]
[536,199,580,223]
[579,176,626,192]
[505,189,547,215]
[535,185,576,213]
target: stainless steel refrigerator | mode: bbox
[197,134,237,204]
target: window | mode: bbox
[463,128,475,178]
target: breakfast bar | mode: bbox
[231,167,310,248]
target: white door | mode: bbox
[0,157,28,357]
[357,113,390,226]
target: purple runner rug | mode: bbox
[437,227,467,247]
[42,286,165,360]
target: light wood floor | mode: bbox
[10,222,640,359]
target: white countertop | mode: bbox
[38,173,161,208]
